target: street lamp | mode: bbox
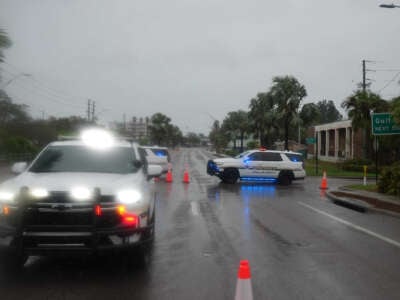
[1,73,31,89]
[379,3,400,8]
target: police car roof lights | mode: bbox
[80,128,115,150]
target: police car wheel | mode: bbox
[222,168,239,184]
[279,172,292,185]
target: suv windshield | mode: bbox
[29,145,138,174]
[235,151,251,159]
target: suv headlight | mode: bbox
[0,191,14,202]
[70,187,92,201]
[30,188,49,199]
[117,190,142,204]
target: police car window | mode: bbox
[260,152,283,161]
[29,145,139,174]
[247,152,263,161]
[151,149,168,157]
[285,153,304,162]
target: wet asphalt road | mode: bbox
[1,148,400,299]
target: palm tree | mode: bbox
[248,92,278,147]
[269,76,307,150]
[390,96,400,125]
[222,110,249,152]
[341,90,389,159]
[0,29,12,63]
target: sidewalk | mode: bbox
[327,187,400,216]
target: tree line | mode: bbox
[209,75,343,153]
[209,75,400,165]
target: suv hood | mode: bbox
[213,157,239,164]
[0,171,146,195]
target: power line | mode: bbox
[1,61,116,119]
[377,71,400,93]
[2,75,86,109]
[1,62,88,103]
[0,67,86,108]
[372,69,400,72]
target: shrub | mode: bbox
[341,159,376,173]
[224,148,241,157]
[378,162,400,197]
[246,140,259,150]
[0,136,38,161]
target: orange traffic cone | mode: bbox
[320,170,328,190]
[234,260,253,300]
[166,168,173,183]
[183,169,190,183]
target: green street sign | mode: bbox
[306,137,316,144]
[371,113,400,135]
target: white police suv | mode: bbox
[207,148,306,184]
[138,146,171,174]
[0,129,162,268]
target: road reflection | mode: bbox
[207,182,277,202]
[0,254,151,298]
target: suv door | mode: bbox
[258,152,284,178]
[240,152,263,177]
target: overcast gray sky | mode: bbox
[1,0,399,134]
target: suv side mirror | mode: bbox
[132,160,143,169]
[11,162,28,174]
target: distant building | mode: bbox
[108,116,150,141]
[307,120,363,162]
[127,117,150,140]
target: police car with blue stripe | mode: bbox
[207,148,306,185]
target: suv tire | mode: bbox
[222,168,239,184]
[279,171,293,185]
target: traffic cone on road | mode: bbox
[183,168,190,183]
[165,167,173,183]
[234,260,253,300]
[320,170,328,190]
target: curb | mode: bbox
[327,190,400,218]
[326,191,370,213]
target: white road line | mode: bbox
[298,201,400,249]
[191,201,199,216]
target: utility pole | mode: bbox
[87,99,92,122]
[123,113,126,131]
[362,59,366,92]
[91,100,96,123]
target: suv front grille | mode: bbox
[25,208,93,227]
[20,192,120,230]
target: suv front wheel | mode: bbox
[221,168,239,184]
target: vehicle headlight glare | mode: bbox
[117,190,142,204]
[0,191,14,202]
[31,188,49,199]
[71,187,92,200]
